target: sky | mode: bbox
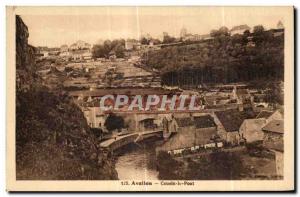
[20,7,288,47]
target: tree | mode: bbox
[92,44,106,58]
[141,37,149,45]
[253,25,265,34]
[210,29,218,37]
[114,45,125,58]
[156,151,182,179]
[92,39,125,59]
[163,33,176,44]
[185,152,246,180]
[104,113,125,132]
[265,82,284,106]
[143,23,283,87]
[252,25,267,46]
[219,26,229,36]
[243,29,251,37]
[152,39,161,45]
[210,26,229,37]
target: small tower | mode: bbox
[180,27,187,38]
[277,21,284,29]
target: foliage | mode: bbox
[210,26,230,37]
[156,151,183,179]
[143,27,284,87]
[185,152,246,180]
[163,33,176,44]
[141,37,150,45]
[16,87,117,180]
[16,15,118,180]
[92,39,125,58]
[104,113,125,131]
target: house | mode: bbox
[230,24,251,35]
[253,93,268,108]
[239,118,266,143]
[157,115,218,154]
[269,28,284,37]
[59,51,71,60]
[70,49,92,60]
[232,86,252,104]
[231,86,253,111]
[82,107,107,129]
[204,94,231,108]
[262,120,284,177]
[138,118,158,132]
[256,110,283,124]
[125,39,141,50]
[70,40,91,51]
[214,109,256,145]
[162,114,178,139]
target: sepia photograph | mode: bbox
[6,6,294,191]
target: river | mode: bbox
[115,141,160,180]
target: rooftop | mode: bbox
[69,88,178,97]
[256,110,274,119]
[262,120,284,134]
[175,115,216,128]
[230,25,251,32]
[215,109,256,132]
[194,115,216,128]
[241,118,266,131]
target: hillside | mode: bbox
[142,30,284,87]
[16,15,117,180]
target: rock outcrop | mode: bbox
[16,15,118,180]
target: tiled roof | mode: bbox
[175,117,194,127]
[256,110,274,119]
[230,25,251,32]
[241,118,266,131]
[215,109,256,132]
[262,120,284,134]
[194,115,216,128]
[175,115,216,128]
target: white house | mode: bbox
[230,25,251,35]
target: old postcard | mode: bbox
[6,6,294,191]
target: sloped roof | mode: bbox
[262,120,284,134]
[175,117,194,127]
[241,118,266,131]
[175,115,216,128]
[194,115,216,128]
[256,110,274,119]
[230,25,251,32]
[215,109,256,132]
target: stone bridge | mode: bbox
[99,130,163,151]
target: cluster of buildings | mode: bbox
[179,21,284,43]
[36,52,158,90]
[156,107,284,177]
[36,40,93,61]
[180,27,212,42]
[59,40,92,61]
[66,81,284,178]
[34,20,285,178]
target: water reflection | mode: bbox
[115,142,159,180]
